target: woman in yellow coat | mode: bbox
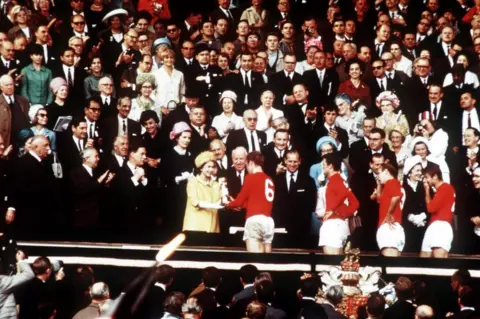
[182,151,223,233]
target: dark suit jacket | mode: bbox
[188,123,210,158]
[225,71,266,114]
[52,64,86,111]
[57,134,84,174]
[226,167,247,198]
[99,96,118,122]
[230,286,255,319]
[383,300,416,319]
[303,68,339,108]
[226,128,267,154]
[263,143,286,178]
[100,116,141,154]
[0,58,22,77]
[272,170,316,238]
[0,94,30,146]
[69,165,102,228]
[320,303,347,319]
[297,299,328,319]
[268,71,304,106]
[12,153,58,231]
[191,288,216,319]
[349,140,397,175]
[210,7,239,41]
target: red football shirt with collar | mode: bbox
[226,172,274,219]
[324,173,359,220]
[427,182,455,224]
[377,178,404,228]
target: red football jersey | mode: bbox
[227,172,274,219]
[325,173,359,220]
[378,178,404,228]
[427,183,455,224]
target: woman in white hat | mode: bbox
[411,136,450,183]
[402,155,428,253]
[28,105,56,152]
[182,151,223,233]
[375,91,409,145]
[212,91,244,143]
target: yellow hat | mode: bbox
[195,151,216,169]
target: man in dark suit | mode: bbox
[174,40,196,74]
[100,97,141,154]
[367,59,396,117]
[224,146,248,232]
[383,277,416,319]
[52,47,86,112]
[58,117,89,175]
[404,57,435,123]
[225,52,266,114]
[268,53,304,107]
[141,264,176,319]
[188,106,210,158]
[119,54,153,98]
[69,147,113,231]
[190,267,221,319]
[269,0,295,30]
[321,286,348,319]
[103,29,141,75]
[402,31,421,61]
[210,139,229,177]
[230,264,257,319]
[297,277,328,319]
[111,142,150,232]
[210,0,239,41]
[12,136,58,235]
[273,150,316,247]
[83,97,104,152]
[370,24,392,59]
[226,109,267,154]
[420,84,455,137]
[303,51,339,109]
[263,129,289,178]
[315,105,349,159]
[33,25,58,68]
[0,40,21,77]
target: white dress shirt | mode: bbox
[443,71,480,89]
[286,170,298,191]
[85,118,96,139]
[463,109,480,139]
[127,161,148,186]
[117,115,128,136]
[430,101,442,120]
[114,153,125,167]
[82,164,93,177]
[73,136,84,151]
[244,128,261,152]
[62,64,74,84]
[237,169,245,185]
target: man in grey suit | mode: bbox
[0,250,34,319]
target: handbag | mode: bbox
[51,152,63,179]
[348,215,362,233]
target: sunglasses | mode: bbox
[38,113,48,117]
[73,21,85,25]
[89,108,101,112]
[246,117,258,121]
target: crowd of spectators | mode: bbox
[0,253,479,319]
[2,0,480,254]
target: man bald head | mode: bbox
[243,109,258,131]
[232,147,247,172]
[210,139,226,160]
[30,136,51,159]
[415,305,434,319]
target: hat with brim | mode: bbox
[316,136,338,154]
[403,155,422,176]
[152,37,171,52]
[195,151,216,169]
[102,9,129,23]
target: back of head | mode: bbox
[246,301,266,319]
[164,292,186,315]
[154,264,175,285]
[453,269,472,288]
[395,276,413,300]
[202,266,221,288]
[415,305,434,319]
[255,279,275,304]
[90,282,110,302]
[301,277,320,298]
[367,293,386,318]
[182,297,202,315]
[240,264,258,285]
[325,285,344,306]
[32,256,52,276]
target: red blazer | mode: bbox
[338,79,372,108]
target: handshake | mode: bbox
[408,213,427,227]
[175,171,192,184]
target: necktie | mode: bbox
[380,79,385,91]
[250,131,256,152]
[89,124,94,139]
[122,120,127,135]
[105,97,109,106]
[244,72,250,88]
[5,61,9,68]
[77,139,82,152]
[7,96,13,106]
[432,103,438,120]
[423,78,427,86]
[375,44,381,56]
[387,72,392,80]
[218,160,224,170]
[289,173,295,192]
[237,172,242,185]
[318,71,323,88]
[67,67,73,87]
[446,44,450,55]
[468,112,472,128]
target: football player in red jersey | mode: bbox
[421,164,455,258]
[225,151,275,253]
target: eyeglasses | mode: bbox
[73,21,85,25]
[38,113,48,117]
[88,108,101,112]
[182,47,194,50]
[127,34,138,39]
[167,28,178,33]
[101,83,113,86]
[416,65,429,69]
[142,85,153,89]
[246,117,258,122]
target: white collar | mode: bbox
[240,68,251,76]
[407,178,418,190]
[62,64,73,71]
[118,114,127,122]
[244,127,256,135]
[28,151,42,162]
[372,148,383,154]
[302,297,316,301]
[126,161,136,173]
[185,20,192,30]
[82,164,93,176]
[461,307,476,312]
[72,135,83,145]
[236,169,245,177]
[114,153,124,165]
[154,282,167,291]
[2,93,13,102]
[174,145,187,155]
[85,117,95,125]
[288,170,298,178]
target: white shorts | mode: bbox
[421,221,453,252]
[376,223,405,251]
[319,219,350,248]
[243,215,275,244]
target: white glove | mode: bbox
[198,201,224,210]
[175,171,192,184]
[408,214,415,223]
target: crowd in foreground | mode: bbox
[3,0,480,255]
[0,251,480,319]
